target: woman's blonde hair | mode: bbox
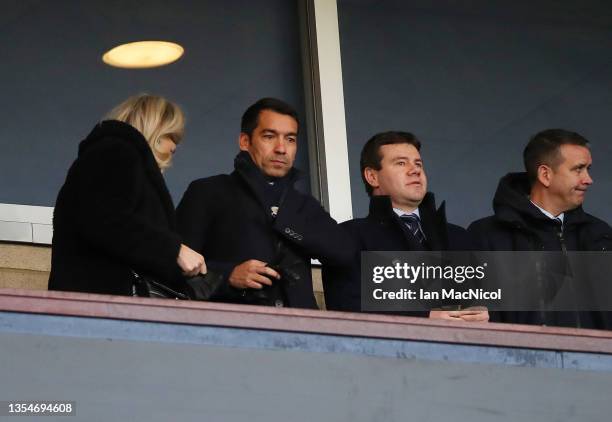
[106,94,185,170]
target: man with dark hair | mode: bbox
[176,98,353,308]
[323,131,488,321]
[469,129,612,328]
[240,97,299,139]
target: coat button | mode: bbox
[274,299,284,307]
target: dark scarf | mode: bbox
[233,151,297,218]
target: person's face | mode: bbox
[364,143,427,209]
[239,109,298,178]
[545,144,593,212]
[156,136,177,157]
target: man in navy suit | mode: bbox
[323,131,488,321]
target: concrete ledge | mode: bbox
[0,204,53,245]
[32,223,53,244]
[0,203,53,224]
[0,220,32,242]
[1,288,611,354]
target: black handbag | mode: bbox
[131,270,190,300]
[131,270,225,301]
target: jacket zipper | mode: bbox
[556,226,581,328]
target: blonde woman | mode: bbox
[49,94,206,296]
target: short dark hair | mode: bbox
[360,131,421,196]
[240,97,299,137]
[523,129,590,186]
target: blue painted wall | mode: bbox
[2,311,612,421]
[1,0,309,206]
[339,0,612,227]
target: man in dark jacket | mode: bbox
[323,131,488,321]
[176,98,353,309]
[468,129,612,329]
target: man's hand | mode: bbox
[177,244,207,277]
[229,260,281,289]
[429,307,489,322]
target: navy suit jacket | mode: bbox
[322,194,473,313]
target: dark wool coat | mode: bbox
[468,172,612,329]
[176,152,354,309]
[48,120,183,296]
[322,193,474,313]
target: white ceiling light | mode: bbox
[102,41,184,69]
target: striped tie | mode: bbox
[400,214,425,244]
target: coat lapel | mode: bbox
[368,193,451,251]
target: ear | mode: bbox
[537,164,553,188]
[239,133,250,151]
[364,167,379,190]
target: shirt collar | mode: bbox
[530,200,564,223]
[393,207,420,219]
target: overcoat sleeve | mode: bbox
[176,180,243,299]
[176,180,210,254]
[273,193,357,267]
[321,223,362,312]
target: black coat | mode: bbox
[322,194,474,313]
[176,152,354,309]
[468,172,612,328]
[48,120,183,296]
